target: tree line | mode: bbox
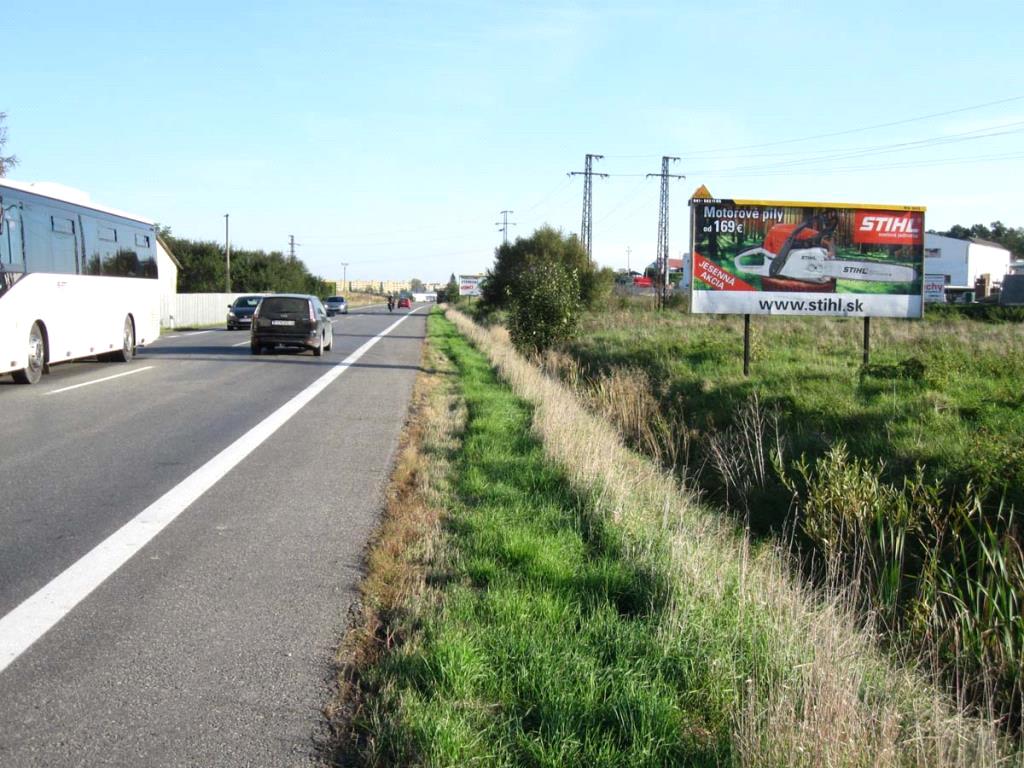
[935,221,1023,259]
[160,229,334,295]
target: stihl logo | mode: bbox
[858,216,920,235]
[853,211,924,245]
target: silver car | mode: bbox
[324,296,349,316]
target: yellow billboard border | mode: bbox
[690,197,926,213]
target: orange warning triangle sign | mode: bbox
[691,184,712,200]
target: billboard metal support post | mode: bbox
[863,316,871,366]
[743,314,751,377]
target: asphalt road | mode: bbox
[0,304,428,766]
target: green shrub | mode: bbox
[482,226,608,311]
[507,261,580,354]
[579,265,617,309]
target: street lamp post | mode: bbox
[340,262,349,292]
[224,214,231,293]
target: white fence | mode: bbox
[161,293,253,329]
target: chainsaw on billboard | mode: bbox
[733,214,918,285]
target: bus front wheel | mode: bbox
[12,322,45,385]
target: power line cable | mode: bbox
[595,176,651,223]
[686,124,1024,176]
[684,95,1024,156]
[695,150,1024,179]
[677,118,1024,162]
[520,176,576,213]
[600,96,1024,161]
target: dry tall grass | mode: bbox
[539,351,699,488]
[446,308,1019,767]
[342,291,390,308]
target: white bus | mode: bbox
[0,180,160,384]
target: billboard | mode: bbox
[689,196,926,318]
[924,274,947,303]
[459,274,482,297]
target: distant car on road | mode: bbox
[324,296,348,315]
[227,295,264,330]
[397,296,412,309]
[250,294,333,356]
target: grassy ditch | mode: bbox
[552,299,1023,732]
[330,308,1016,766]
[334,311,717,765]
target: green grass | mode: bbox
[341,307,1023,765]
[561,299,1024,729]
[569,301,1024,522]
[350,312,741,766]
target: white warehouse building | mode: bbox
[924,233,1011,290]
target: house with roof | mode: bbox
[924,233,1011,294]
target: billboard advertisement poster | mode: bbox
[459,274,482,297]
[924,274,947,303]
[689,196,926,318]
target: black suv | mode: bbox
[250,294,334,356]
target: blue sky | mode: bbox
[5,0,1022,282]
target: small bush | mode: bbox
[481,226,610,312]
[507,260,580,354]
[579,265,617,309]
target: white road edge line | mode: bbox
[44,367,154,396]
[231,340,250,347]
[0,308,424,675]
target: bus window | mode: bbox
[1,202,25,271]
[51,217,74,235]
[139,252,158,278]
[103,249,142,277]
[136,232,157,278]
[49,216,79,274]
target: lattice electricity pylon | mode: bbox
[568,154,607,262]
[647,156,684,309]
[495,209,517,245]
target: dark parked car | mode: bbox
[227,295,264,330]
[250,294,333,356]
[324,295,348,315]
[397,296,412,309]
